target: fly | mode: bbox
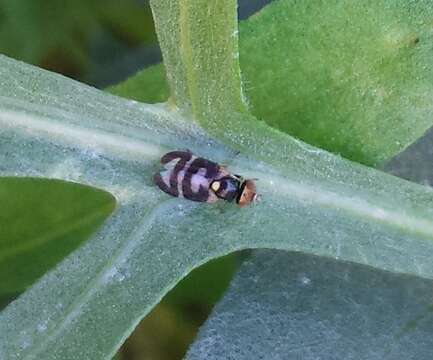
[154,150,259,207]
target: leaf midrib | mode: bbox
[0,108,163,162]
[4,104,433,245]
[248,169,433,240]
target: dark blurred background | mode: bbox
[0,1,268,359]
[0,0,269,88]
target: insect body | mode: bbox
[154,150,259,206]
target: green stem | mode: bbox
[150,0,247,121]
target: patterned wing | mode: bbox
[154,151,221,203]
[154,151,192,198]
[182,156,220,202]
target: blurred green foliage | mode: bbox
[0,0,156,79]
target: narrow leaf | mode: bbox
[150,0,247,117]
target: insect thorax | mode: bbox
[211,176,240,202]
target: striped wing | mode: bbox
[154,151,223,203]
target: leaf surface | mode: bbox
[1,50,433,359]
[187,250,433,360]
[186,128,433,359]
[117,0,433,165]
[2,0,433,358]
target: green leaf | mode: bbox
[149,0,247,118]
[2,0,433,358]
[107,63,169,104]
[186,250,433,360]
[239,0,433,166]
[0,54,236,359]
[0,177,115,296]
[0,293,17,311]
[180,0,433,349]
[186,130,433,359]
[1,50,433,358]
[120,0,433,166]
